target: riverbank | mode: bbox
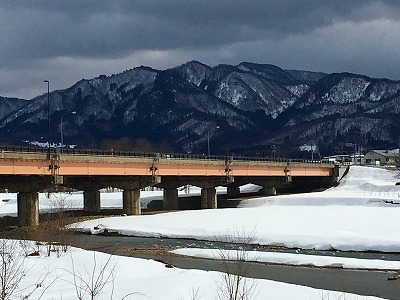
[3,229,399,299]
[73,166,400,252]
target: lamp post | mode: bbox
[311,144,314,161]
[60,111,76,153]
[44,80,50,156]
[207,131,210,156]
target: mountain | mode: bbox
[0,62,399,157]
[0,96,28,121]
[270,73,400,154]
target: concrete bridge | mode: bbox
[0,148,346,227]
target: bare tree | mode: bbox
[0,239,56,300]
[64,250,146,300]
[215,250,259,300]
[0,239,28,300]
[213,228,260,300]
[37,191,75,257]
[175,286,203,300]
[18,240,38,257]
[319,290,361,300]
[66,251,117,300]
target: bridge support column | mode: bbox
[227,185,240,196]
[123,190,141,215]
[17,192,39,227]
[163,188,179,210]
[84,190,101,213]
[201,189,207,209]
[201,188,217,209]
[260,186,276,196]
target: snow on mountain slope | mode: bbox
[1,62,400,154]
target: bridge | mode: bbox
[0,148,346,227]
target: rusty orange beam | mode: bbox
[0,152,335,177]
[0,159,50,175]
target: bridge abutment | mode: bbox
[123,190,141,215]
[84,190,101,213]
[17,192,39,227]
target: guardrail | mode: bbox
[0,146,335,165]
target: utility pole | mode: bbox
[44,80,50,156]
[354,143,357,165]
[207,130,210,156]
[225,110,228,158]
[397,137,400,169]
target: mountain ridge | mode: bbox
[0,62,398,157]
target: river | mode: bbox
[2,231,399,299]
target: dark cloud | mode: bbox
[1,0,400,99]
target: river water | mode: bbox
[3,230,400,262]
[74,234,400,261]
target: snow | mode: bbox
[172,248,400,270]
[1,165,400,299]
[73,166,400,253]
[285,84,309,97]
[322,78,370,104]
[0,241,384,300]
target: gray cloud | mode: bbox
[1,0,400,99]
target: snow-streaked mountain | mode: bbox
[0,62,399,156]
[0,96,28,121]
[272,73,400,154]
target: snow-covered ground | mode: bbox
[0,240,385,300]
[74,166,400,253]
[1,165,399,299]
[172,248,400,270]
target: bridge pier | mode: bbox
[163,188,179,210]
[183,177,232,209]
[17,192,39,227]
[260,186,277,196]
[65,175,161,216]
[123,190,141,215]
[201,188,217,209]
[83,190,101,213]
[0,175,54,227]
[227,185,241,196]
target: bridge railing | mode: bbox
[0,146,335,165]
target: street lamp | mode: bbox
[44,80,50,156]
[60,111,76,153]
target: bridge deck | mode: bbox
[0,149,341,227]
[0,150,334,177]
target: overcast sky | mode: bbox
[1,0,400,99]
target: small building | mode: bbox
[322,154,352,164]
[364,150,397,166]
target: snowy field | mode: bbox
[74,166,400,253]
[1,165,400,299]
[0,240,385,300]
